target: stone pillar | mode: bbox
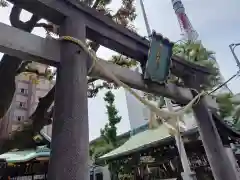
[48,17,89,180]
[185,77,239,180]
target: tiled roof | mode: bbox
[99,125,171,160]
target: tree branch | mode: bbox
[0,6,42,151]
[29,76,100,132]
[30,86,55,132]
[0,87,54,153]
[0,126,36,154]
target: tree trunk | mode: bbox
[0,6,40,147]
[0,6,40,142]
[0,6,40,119]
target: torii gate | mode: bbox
[0,0,238,180]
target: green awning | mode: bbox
[0,146,50,163]
[99,125,171,160]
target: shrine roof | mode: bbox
[99,112,240,161]
[0,146,50,163]
[99,125,173,161]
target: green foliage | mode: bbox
[87,0,137,96]
[173,41,240,127]
[233,107,240,124]
[216,93,235,119]
[90,133,129,159]
[173,40,221,89]
[91,143,114,159]
[101,91,122,146]
[90,91,122,159]
[216,93,240,125]
[144,40,221,106]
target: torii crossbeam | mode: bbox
[1,0,238,180]
[0,22,215,105]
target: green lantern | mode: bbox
[144,31,174,84]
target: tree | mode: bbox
[216,93,235,119]
[172,41,240,131]
[216,93,240,124]
[0,7,42,146]
[233,107,240,124]
[172,40,221,89]
[89,131,129,160]
[91,91,122,159]
[0,0,137,153]
[101,91,122,146]
[172,41,240,125]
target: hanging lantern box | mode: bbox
[144,31,174,84]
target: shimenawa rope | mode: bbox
[58,36,206,132]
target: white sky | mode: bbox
[0,0,240,140]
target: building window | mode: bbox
[20,88,28,95]
[95,173,103,180]
[16,116,24,121]
[90,174,94,180]
[19,102,26,108]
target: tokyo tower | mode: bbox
[171,0,232,94]
[171,0,198,41]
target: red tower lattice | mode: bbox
[171,0,233,94]
[171,0,198,41]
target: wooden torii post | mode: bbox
[0,0,238,180]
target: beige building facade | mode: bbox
[0,63,54,137]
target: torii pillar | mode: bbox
[184,75,239,180]
[48,17,90,180]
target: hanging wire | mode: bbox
[139,0,239,100]
[137,1,240,174]
[208,70,240,95]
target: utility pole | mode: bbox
[48,17,89,180]
[229,43,240,70]
[139,0,151,36]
